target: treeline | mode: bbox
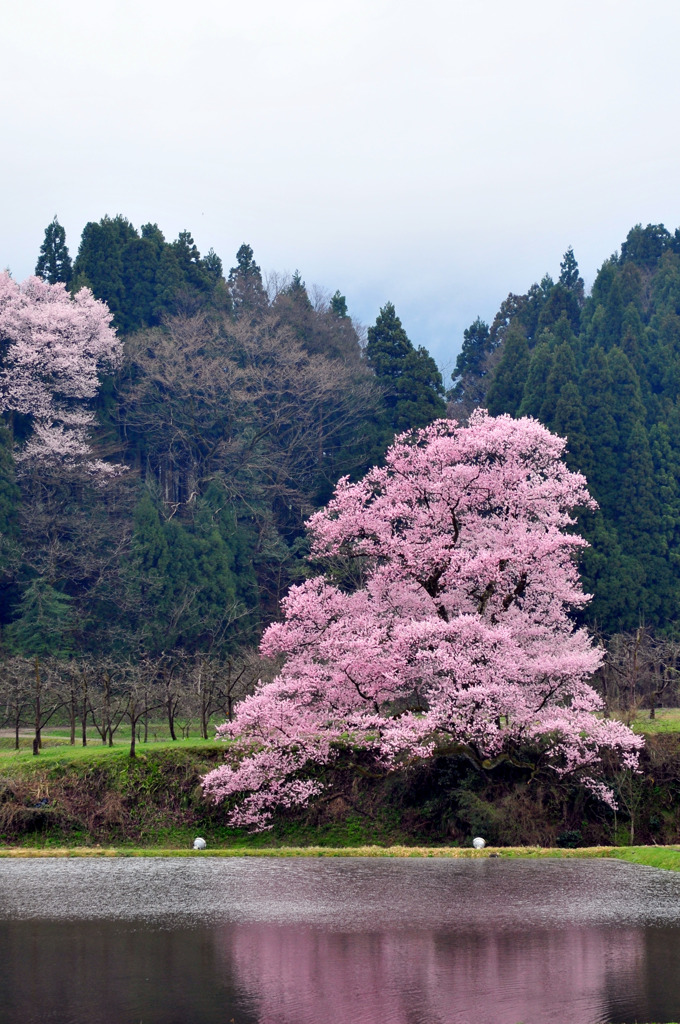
[452,223,680,634]
[0,215,446,692]
[0,651,268,756]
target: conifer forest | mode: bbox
[2,216,680,754]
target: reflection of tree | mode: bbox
[219,921,644,1024]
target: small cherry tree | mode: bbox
[0,272,120,469]
[203,412,642,829]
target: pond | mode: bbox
[1,857,680,1024]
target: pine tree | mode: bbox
[579,347,620,516]
[172,230,211,292]
[536,283,582,334]
[35,217,72,285]
[152,247,184,321]
[485,323,530,417]
[615,420,674,624]
[539,336,579,427]
[553,381,593,476]
[518,342,554,418]
[6,578,74,657]
[607,347,646,454]
[559,246,584,295]
[125,491,171,654]
[330,291,349,318]
[616,421,660,557]
[228,243,267,315]
[73,215,138,323]
[621,223,672,267]
[650,422,680,553]
[619,303,647,380]
[578,513,644,633]
[450,317,493,404]
[367,303,446,440]
[120,235,161,332]
[204,248,223,283]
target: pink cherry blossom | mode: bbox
[203,412,642,829]
[0,272,121,469]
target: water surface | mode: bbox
[1,857,679,1024]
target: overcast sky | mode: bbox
[2,0,680,374]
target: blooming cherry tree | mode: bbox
[203,412,642,829]
[0,272,120,469]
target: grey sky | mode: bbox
[2,0,680,374]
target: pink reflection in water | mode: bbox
[218,922,644,1024]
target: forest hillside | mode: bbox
[2,218,680,742]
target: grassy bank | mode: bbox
[2,731,680,850]
[1,844,680,871]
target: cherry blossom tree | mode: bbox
[0,272,120,469]
[203,411,642,829]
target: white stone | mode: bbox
[193,837,207,850]
[472,837,486,849]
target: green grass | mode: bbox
[2,844,680,871]
[0,720,225,754]
[629,707,680,734]
[0,735,224,767]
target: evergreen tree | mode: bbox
[450,317,493,404]
[621,223,672,267]
[518,342,554,418]
[330,290,349,318]
[618,261,645,311]
[286,270,310,304]
[367,303,446,440]
[485,324,530,417]
[536,283,581,334]
[204,248,223,283]
[650,421,680,552]
[607,347,646,453]
[578,513,644,633]
[120,235,161,332]
[616,420,660,557]
[152,246,184,321]
[539,335,579,427]
[125,491,171,654]
[552,381,593,476]
[125,488,249,655]
[73,215,138,323]
[559,246,584,295]
[172,230,211,292]
[579,347,620,515]
[619,303,647,380]
[228,243,267,315]
[6,578,74,657]
[35,217,72,285]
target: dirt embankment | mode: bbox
[1,737,680,848]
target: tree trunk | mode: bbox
[69,694,76,745]
[80,674,88,746]
[167,695,177,741]
[201,695,208,741]
[33,658,41,756]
